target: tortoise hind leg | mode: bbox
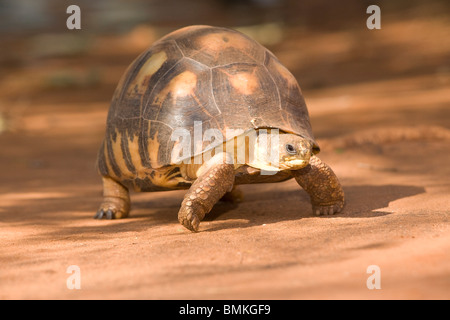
[95,176,130,219]
[292,155,345,216]
[220,186,243,204]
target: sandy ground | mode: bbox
[0,15,449,299]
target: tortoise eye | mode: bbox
[285,144,296,155]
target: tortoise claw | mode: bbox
[189,214,200,232]
[179,207,200,232]
[312,201,345,216]
[94,209,104,219]
[94,208,117,220]
[94,200,129,220]
[106,209,114,219]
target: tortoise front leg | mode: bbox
[95,176,130,219]
[292,155,345,215]
[178,154,235,232]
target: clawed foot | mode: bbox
[178,205,201,232]
[95,198,129,220]
[312,201,344,216]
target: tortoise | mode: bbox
[95,25,345,232]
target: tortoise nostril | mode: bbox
[285,144,296,155]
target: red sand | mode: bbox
[0,17,449,299]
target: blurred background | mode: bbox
[0,0,449,300]
[0,0,448,138]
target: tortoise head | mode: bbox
[277,133,312,170]
[251,130,313,171]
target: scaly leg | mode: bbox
[292,155,345,215]
[95,176,130,219]
[178,154,235,232]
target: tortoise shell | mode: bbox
[98,25,318,184]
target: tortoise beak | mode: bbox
[282,158,309,170]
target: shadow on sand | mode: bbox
[0,183,425,237]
